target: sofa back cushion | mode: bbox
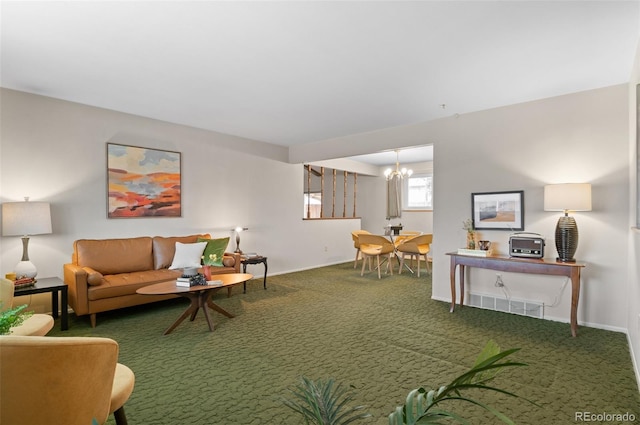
[74,237,154,275]
[152,234,210,270]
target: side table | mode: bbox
[14,277,68,331]
[241,256,268,293]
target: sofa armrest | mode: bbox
[232,252,241,273]
[223,252,242,273]
[63,263,90,316]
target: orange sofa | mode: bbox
[63,234,240,327]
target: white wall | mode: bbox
[0,89,361,311]
[430,85,630,331]
[627,43,640,388]
[1,84,634,348]
[292,84,630,333]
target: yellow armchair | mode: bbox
[396,234,433,277]
[0,335,135,425]
[0,278,54,336]
[351,230,371,269]
[357,234,396,279]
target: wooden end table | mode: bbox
[14,277,68,331]
[136,273,253,335]
[241,256,267,293]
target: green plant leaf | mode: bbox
[0,303,33,335]
[283,377,371,425]
[388,340,537,425]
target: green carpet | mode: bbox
[49,263,639,424]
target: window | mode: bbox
[303,164,358,219]
[303,193,322,218]
[404,173,433,210]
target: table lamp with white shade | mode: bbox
[543,183,591,263]
[2,197,52,278]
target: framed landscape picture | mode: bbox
[107,143,181,218]
[471,190,524,230]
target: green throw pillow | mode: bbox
[198,237,230,267]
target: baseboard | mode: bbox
[431,295,628,334]
[627,332,640,393]
[266,260,352,277]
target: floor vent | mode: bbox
[468,292,544,319]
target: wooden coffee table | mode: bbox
[136,273,253,335]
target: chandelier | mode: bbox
[384,150,413,181]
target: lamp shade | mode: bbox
[544,183,592,212]
[2,202,51,236]
[2,201,52,236]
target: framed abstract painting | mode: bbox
[107,143,181,218]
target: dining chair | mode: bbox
[357,234,396,279]
[396,234,433,277]
[0,278,54,336]
[393,230,422,248]
[0,335,135,425]
[351,230,372,269]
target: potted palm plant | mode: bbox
[283,376,372,425]
[283,341,534,425]
[388,340,536,424]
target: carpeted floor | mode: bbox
[48,262,639,424]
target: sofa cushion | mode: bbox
[168,242,207,270]
[75,237,153,275]
[89,269,182,300]
[198,237,230,266]
[152,234,210,270]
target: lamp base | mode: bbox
[556,257,577,263]
[14,260,37,279]
[555,215,579,263]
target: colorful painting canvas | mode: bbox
[107,143,181,218]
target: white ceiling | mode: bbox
[1,1,638,165]
[347,146,433,166]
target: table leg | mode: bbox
[206,298,235,318]
[449,258,458,312]
[459,264,465,308]
[189,307,199,321]
[199,292,216,332]
[262,259,268,289]
[61,286,69,331]
[51,289,59,319]
[163,294,199,335]
[570,269,581,337]
[243,263,247,293]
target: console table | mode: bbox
[446,252,585,337]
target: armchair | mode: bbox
[357,234,396,279]
[351,230,371,269]
[393,230,422,247]
[0,335,135,425]
[396,234,433,277]
[0,278,54,336]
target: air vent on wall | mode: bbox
[468,292,544,319]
